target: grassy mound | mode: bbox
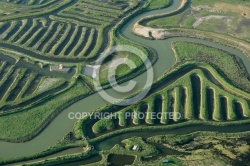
[85,63,250,136]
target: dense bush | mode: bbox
[92,117,115,134]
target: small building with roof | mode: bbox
[132,145,140,151]
[50,64,71,73]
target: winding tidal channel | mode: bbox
[1,0,250,162]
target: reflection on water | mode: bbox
[57,154,102,166]
[108,154,135,166]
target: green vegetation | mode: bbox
[0,0,141,60]
[11,130,250,166]
[1,0,250,165]
[0,18,98,58]
[173,86,183,122]
[0,0,72,22]
[0,0,156,144]
[145,0,171,11]
[133,106,141,125]
[76,62,250,139]
[118,110,128,126]
[98,51,144,84]
[191,0,250,7]
[172,41,250,92]
[0,80,91,141]
[0,59,67,111]
[147,131,250,165]
[146,0,250,42]
[105,137,158,165]
[92,116,115,134]
[160,93,169,124]
[147,10,192,27]
[0,0,50,5]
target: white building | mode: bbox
[132,145,140,151]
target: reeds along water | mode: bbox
[0,69,27,102]
[6,71,31,102]
[52,23,73,55]
[0,61,9,81]
[0,22,11,35]
[1,21,17,37]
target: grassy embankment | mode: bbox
[78,40,250,137]
[88,66,250,135]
